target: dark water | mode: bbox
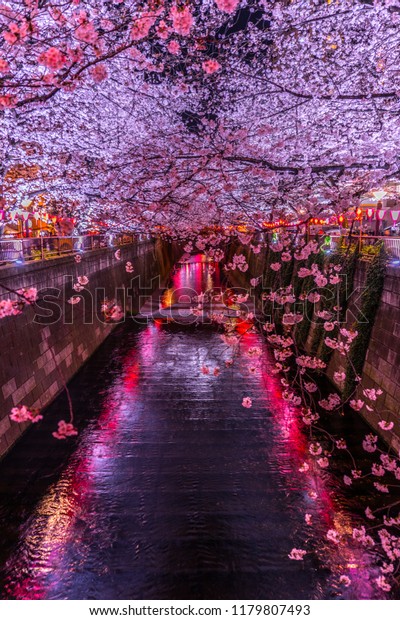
[0,257,390,600]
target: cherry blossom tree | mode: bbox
[0,0,399,231]
[1,0,400,595]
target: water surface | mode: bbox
[0,257,389,600]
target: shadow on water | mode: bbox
[0,258,396,600]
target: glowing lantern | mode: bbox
[377,209,385,220]
[366,209,374,219]
[391,210,400,223]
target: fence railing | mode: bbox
[0,233,153,266]
[330,234,400,259]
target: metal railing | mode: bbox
[0,233,153,266]
[330,234,400,259]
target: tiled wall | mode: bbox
[0,239,176,458]
[232,244,400,445]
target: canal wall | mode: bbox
[226,243,400,448]
[0,238,178,458]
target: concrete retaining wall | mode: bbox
[0,238,177,458]
[229,245,400,445]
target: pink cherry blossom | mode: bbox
[314,274,328,288]
[10,405,42,423]
[304,382,318,393]
[318,393,341,410]
[75,21,98,44]
[375,576,391,592]
[215,0,240,13]
[156,21,170,40]
[282,313,303,326]
[309,442,322,456]
[0,58,9,73]
[131,13,156,41]
[326,529,340,544]
[53,420,78,440]
[365,507,376,520]
[242,397,252,408]
[270,263,281,271]
[288,548,307,560]
[91,64,108,83]
[307,292,320,303]
[38,47,67,71]
[68,296,81,305]
[372,463,385,476]
[17,287,38,304]
[374,482,389,493]
[3,20,29,45]
[170,5,193,36]
[167,40,180,55]
[378,420,394,431]
[202,59,221,75]
[339,575,351,587]
[362,434,378,453]
[333,371,346,382]
[363,388,383,401]
[297,268,311,278]
[350,399,364,412]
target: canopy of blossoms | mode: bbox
[0,0,399,233]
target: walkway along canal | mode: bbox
[0,256,393,600]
